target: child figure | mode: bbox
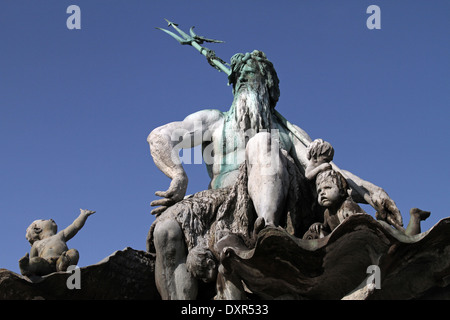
[305,139,334,181]
[303,169,366,239]
[303,168,431,239]
[186,245,218,284]
[19,209,95,277]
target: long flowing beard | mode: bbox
[232,85,272,134]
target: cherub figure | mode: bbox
[304,169,431,239]
[186,245,218,284]
[19,209,95,277]
[303,169,365,239]
[305,139,334,181]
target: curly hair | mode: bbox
[186,245,217,283]
[306,139,335,162]
[25,219,57,245]
[316,169,349,196]
[25,220,43,245]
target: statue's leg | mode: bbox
[153,219,198,300]
[246,132,289,227]
[56,249,79,272]
[405,208,430,236]
[27,257,55,276]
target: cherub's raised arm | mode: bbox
[62,209,95,242]
[148,109,223,215]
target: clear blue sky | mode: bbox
[1,1,449,274]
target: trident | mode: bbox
[156,19,311,148]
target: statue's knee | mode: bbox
[247,132,271,153]
[246,132,282,172]
[153,220,183,248]
[66,249,80,264]
[29,256,44,266]
[247,132,270,162]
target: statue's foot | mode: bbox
[18,253,30,276]
[56,251,71,272]
[410,208,431,221]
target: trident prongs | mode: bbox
[155,27,191,45]
[189,26,225,44]
[163,19,192,43]
[164,19,178,27]
[156,19,231,75]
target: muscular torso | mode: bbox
[204,113,293,189]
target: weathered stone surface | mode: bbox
[147,43,408,300]
[217,214,450,300]
[20,209,95,278]
[3,220,450,300]
[0,247,160,300]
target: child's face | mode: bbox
[317,179,342,207]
